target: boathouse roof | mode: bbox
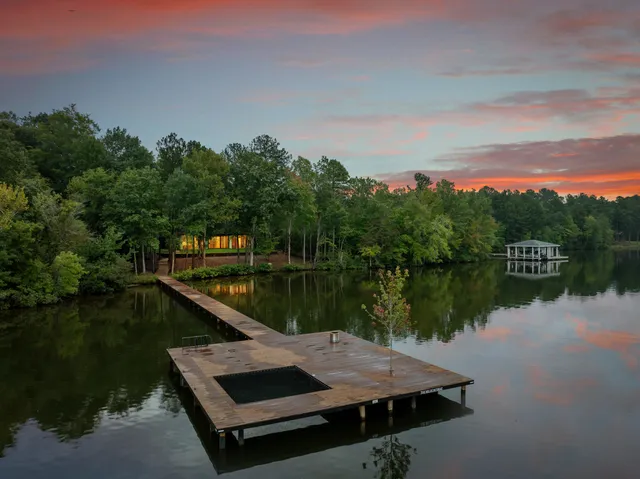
[505,240,560,247]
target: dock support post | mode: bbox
[180,375,185,388]
[359,405,366,421]
[461,385,467,407]
[411,396,417,411]
[237,429,244,446]
[387,400,394,416]
[219,432,226,450]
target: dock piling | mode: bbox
[387,400,394,415]
[359,405,366,421]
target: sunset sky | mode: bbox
[1,0,638,197]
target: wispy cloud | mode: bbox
[380,134,640,197]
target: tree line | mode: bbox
[1,105,639,308]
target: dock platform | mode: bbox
[159,276,473,448]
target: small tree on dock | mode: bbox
[362,266,411,376]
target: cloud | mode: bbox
[321,86,640,136]
[380,133,640,197]
[0,0,459,74]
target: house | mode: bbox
[505,240,565,260]
[180,234,248,251]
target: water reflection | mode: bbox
[367,434,417,479]
[0,251,639,478]
[176,387,472,476]
[196,251,640,345]
[0,287,223,458]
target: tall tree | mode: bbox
[19,105,108,192]
[182,148,239,265]
[106,167,167,274]
[102,127,154,172]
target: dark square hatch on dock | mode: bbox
[214,366,331,405]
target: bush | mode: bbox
[51,251,85,297]
[280,263,311,272]
[77,228,132,294]
[172,264,257,281]
[128,274,158,286]
[257,262,272,273]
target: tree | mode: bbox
[0,183,28,229]
[67,168,116,234]
[156,133,187,180]
[0,115,35,184]
[19,105,108,192]
[362,267,412,376]
[102,127,154,172]
[360,244,382,268]
[182,148,239,266]
[106,167,167,274]
[225,138,290,266]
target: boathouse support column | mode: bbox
[387,400,394,416]
[219,431,226,449]
[461,385,467,407]
[237,429,244,446]
[359,405,366,421]
[411,396,417,411]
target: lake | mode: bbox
[1,251,639,478]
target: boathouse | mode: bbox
[505,240,563,260]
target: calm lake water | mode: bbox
[1,251,639,478]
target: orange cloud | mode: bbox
[380,133,640,197]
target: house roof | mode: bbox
[506,240,560,247]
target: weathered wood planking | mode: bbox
[159,276,473,435]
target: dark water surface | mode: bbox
[1,252,639,478]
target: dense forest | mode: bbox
[1,105,639,308]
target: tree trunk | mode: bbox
[287,218,292,264]
[133,247,138,275]
[203,225,207,267]
[389,327,393,376]
[171,249,175,274]
[236,235,240,263]
[191,235,196,270]
[249,236,255,266]
[332,228,335,259]
[303,227,306,264]
[141,244,146,274]
[315,222,321,266]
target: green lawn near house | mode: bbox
[160,248,246,255]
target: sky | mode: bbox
[0,0,639,197]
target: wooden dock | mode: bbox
[159,276,474,449]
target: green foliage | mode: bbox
[2,103,640,310]
[77,228,132,294]
[127,274,158,286]
[51,252,85,297]
[172,264,257,281]
[280,263,309,272]
[257,262,273,273]
[362,266,412,374]
[0,183,28,229]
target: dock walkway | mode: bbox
[159,276,473,448]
